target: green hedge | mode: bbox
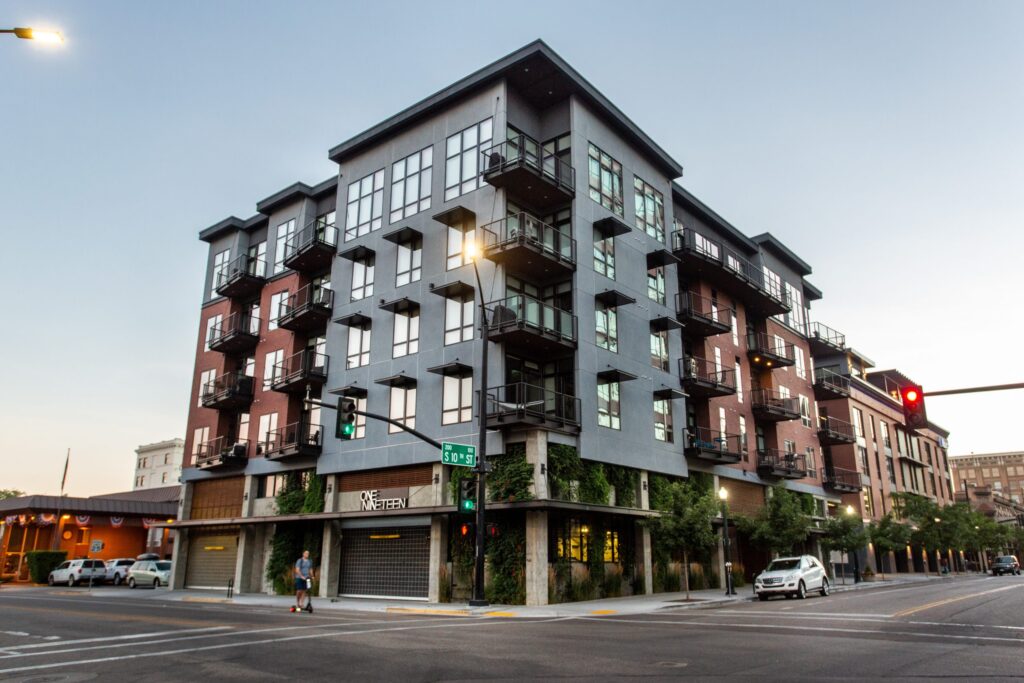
[26,550,67,584]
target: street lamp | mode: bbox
[1,27,64,43]
[719,486,736,596]
[464,240,490,607]
[846,505,861,583]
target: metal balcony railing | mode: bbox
[479,212,576,267]
[485,382,580,429]
[825,467,862,491]
[481,135,576,196]
[200,371,255,407]
[757,449,807,478]
[209,311,261,350]
[284,220,338,260]
[194,436,249,468]
[818,415,857,442]
[262,421,323,457]
[214,253,267,293]
[687,426,746,461]
[750,388,800,416]
[279,284,334,320]
[747,332,794,364]
[813,368,851,396]
[486,294,577,344]
[680,357,736,389]
[271,350,329,390]
[676,291,731,329]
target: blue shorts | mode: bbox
[295,578,309,591]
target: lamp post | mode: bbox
[846,505,861,583]
[719,486,736,596]
[464,241,490,607]
[1,27,64,43]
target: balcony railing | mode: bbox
[277,284,334,333]
[812,367,851,400]
[680,357,736,398]
[676,291,731,337]
[807,322,846,355]
[481,135,575,209]
[200,372,255,410]
[262,421,323,459]
[283,220,338,272]
[194,436,249,469]
[824,467,863,493]
[686,426,745,463]
[479,212,576,278]
[270,350,329,393]
[757,449,807,479]
[214,253,268,299]
[484,382,580,433]
[208,312,261,354]
[747,332,795,368]
[818,416,857,445]
[486,294,577,354]
[750,388,801,422]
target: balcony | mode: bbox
[824,467,863,493]
[214,254,267,299]
[818,416,857,445]
[676,291,731,337]
[747,332,795,369]
[270,350,329,394]
[283,220,338,273]
[686,427,745,464]
[208,312,260,354]
[757,449,807,479]
[486,294,577,356]
[194,436,249,470]
[807,322,846,356]
[277,284,334,333]
[750,388,801,422]
[671,228,789,318]
[813,368,851,400]
[484,382,580,434]
[680,357,736,399]
[481,135,575,210]
[262,421,323,460]
[200,372,255,410]
[479,212,575,281]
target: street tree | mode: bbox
[868,514,911,579]
[736,485,810,560]
[643,478,719,599]
[821,513,869,581]
[0,489,24,500]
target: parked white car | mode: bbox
[127,560,171,588]
[104,558,136,585]
[754,555,830,600]
[48,559,107,587]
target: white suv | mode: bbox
[105,558,136,585]
[48,559,107,587]
[754,555,830,601]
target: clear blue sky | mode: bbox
[3,1,1021,496]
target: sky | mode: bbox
[2,1,1021,497]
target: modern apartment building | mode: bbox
[134,438,185,490]
[173,40,852,602]
[951,452,1024,505]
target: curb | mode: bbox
[385,606,471,617]
[182,596,234,604]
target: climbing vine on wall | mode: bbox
[485,518,526,605]
[546,443,580,501]
[605,465,639,508]
[487,447,534,503]
[266,471,323,595]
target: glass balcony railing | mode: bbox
[486,294,577,345]
[479,212,576,268]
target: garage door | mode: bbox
[185,529,238,589]
[340,526,430,599]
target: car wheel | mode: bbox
[796,581,806,599]
[153,578,161,588]
[128,578,136,589]
[820,578,830,597]
[784,593,793,599]
[48,575,55,586]
[68,577,76,588]
[113,573,122,586]
[758,594,769,601]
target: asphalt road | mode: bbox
[1,575,1023,681]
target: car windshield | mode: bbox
[767,559,800,571]
[997,556,1015,563]
[156,562,171,571]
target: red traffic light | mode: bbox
[900,384,927,430]
[903,388,919,403]
[460,523,472,537]
[486,523,500,538]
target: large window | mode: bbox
[268,291,287,331]
[248,241,267,277]
[650,329,669,371]
[444,118,492,201]
[598,380,621,430]
[762,267,783,301]
[444,295,474,345]
[596,301,618,352]
[345,169,385,240]
[274,220,296,274]
[204,314,222,351]
[799,395,812,428]
[389,386,416,433]
[192,426,209,456]
[587,143,623,216]
[211,250,229,297]
[594,233,615,280]
[783,282,806,332]
[396,238,422,287]
[794,346,806,379]
[392,310,420,358]
[442,375,473,425]
[633,176,665,242]
[647,266,666,305]
[390,146,433,222]
[654,398,673,442]
[347,324,371,369]
[198,369,215,407]
[350,255,374,301]
[446,221,475,270]
[263,349,283,389]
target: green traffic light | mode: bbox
[342,422,355,436]
[461,499,475,512]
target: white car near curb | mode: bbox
[754,555,829,600]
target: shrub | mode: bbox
[26,550,67,584]
[731,569,746,588]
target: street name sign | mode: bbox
[441,442,476,468]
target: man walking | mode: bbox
[292,549,314,612]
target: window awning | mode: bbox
[593,215,631,237]
[429,280,475,299]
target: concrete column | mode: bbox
[428,515,449,603]
[638,470,653,594]
[240,475,258,517]
[525,431,549,499]
[169,482,194,590]
[231,475,260,593]
[712,475,726,586]
[318,475,342,598]
[525,511,549,606]
[431,464,448,506]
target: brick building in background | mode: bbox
[951,452,1024,505]
[134,438,185,489]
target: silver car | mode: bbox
[127,560,171,588]
[754,555,830,600]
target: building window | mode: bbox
[587,143,624,217]
[597,380,621,430]
[444,118,492,201]
[211,249,229,297]
[762,267,783,301]
[646,266,666,305]
[204,314,222,351]
[345,169,385,240]
[731,310,739,345]
[273,220,296,274]
[263,349,283,389]
[191,427,209,456]
[654,398,673,442]
[596,301,618,352]
[858,445,870,475]
[852,408,865,438]
[739,416,747,453]
[350,255,375,301]
[794,346,806,380]
[396,238,422,287]
[444,295,474,345]
[442,375,473,425]
[783,282,806,333]
[198,369,215,407]
[390,146,433,222]
[269,291,287,331]
[256,413,278,452]
[633,176,665,242]
[650,329,669,371]
[347,325,371,369]
[799,395,812,428]
[594,233,615,280]
[392,310,420,358]
[389,386,416,433]
[862,489,874,517]
[735,361,743,403]
[446,221,475,270]
[161,472,168,484]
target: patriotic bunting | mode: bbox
[110,517,125,528]
[75,515,91,526]
[38,513,56,526]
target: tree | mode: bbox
[821,513,869,581]
[868,514,911,579]
[893,493,943,574]
[735,485,810,559]
[643,479,719,599]
[0,489,25,500]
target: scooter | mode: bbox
[290,577,314,614]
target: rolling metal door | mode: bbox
[340,526,430,599]
[185,529,238,589]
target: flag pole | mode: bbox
[52,448,70,550]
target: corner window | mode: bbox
[442,375,473,425]
[587,143,623,217]
[633,176,665,242]
[596,301,618,352]
[345,169,385,240]
[390,146,433,222]
[597,380,621,430]
[396,238,422,287]
[444,295,474,345]
[444,118,492,201]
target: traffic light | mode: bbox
[459,522,475,538]
[458,477,477,514]
[336,397,357,439]
[900,384,927,431]
[486,523,500,538]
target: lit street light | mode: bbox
[1,27,64,43]
[846,505,861,583]
[719,486,736,596]
[464,239,490,607]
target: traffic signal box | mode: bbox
[458,478,477,514]
[336,397,357,439]
[900,384,928,431]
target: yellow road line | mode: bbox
[893,584,1020,617]
[484,611,518,617]
[590,609,617,615]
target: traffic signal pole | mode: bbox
[303,390,443,449]
[920,382,1024,397]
